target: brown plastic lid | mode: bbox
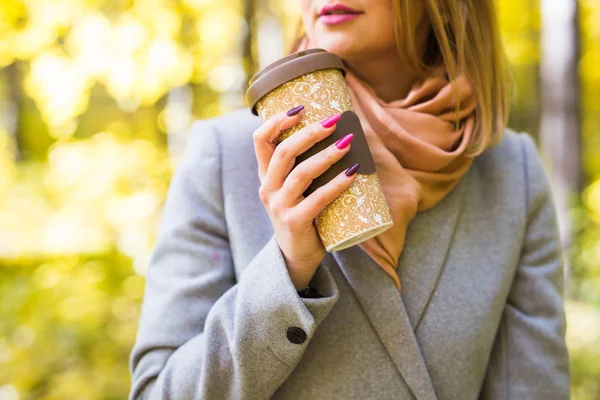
[246,48,346,116]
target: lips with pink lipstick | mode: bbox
[319,3,363,25]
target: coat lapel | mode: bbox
[398,168,473,331]
[398,167,470,330]
[333,246,438,400]
[330,167,470,400]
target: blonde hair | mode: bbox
[288,0,512,156]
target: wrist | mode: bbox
[284,259,320,290]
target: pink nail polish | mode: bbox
[335,133,354,149]
[321,114,341,128]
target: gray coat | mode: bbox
[129,108,570,400]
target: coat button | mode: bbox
[286,327,307,344]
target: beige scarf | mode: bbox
[295,37,484,292]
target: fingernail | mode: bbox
[321,114,341,128]
[335,133,354,149]
[345,163,360,177]
[286,105,304,116]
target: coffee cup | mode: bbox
[246,48,393,252]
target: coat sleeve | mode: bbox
[479,133,571,400]
[128,120,340,400]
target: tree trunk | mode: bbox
[242,0,258,87]
[3,62,23,161]
[540,0,581,291]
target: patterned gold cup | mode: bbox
[247,51,393,252]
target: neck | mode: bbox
[345,50,417,103]
[345,23,432,103]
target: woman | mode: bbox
[129,0,570,399]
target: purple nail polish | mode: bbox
[345,163,360,177]
[321,114,341,128]
[335,133,354,149]
[286,105,304,116]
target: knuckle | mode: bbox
[280,212,296,227]
[304,195,321,210]
[333,177,347,191]
[307,191,324,210]
[253,127,265,143]
[274,145,289,160]
[305,125,319,140]
[258,185,269,203]
[271,195,286,215]
[275,114,290,130]
[292,168,309,184]
[270,202,282,220]
[323,150,336,164]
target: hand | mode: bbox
[253,106,359,290]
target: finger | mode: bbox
[295,163,360,221]
[280,133,353,206]
[265,114,341,190]
[253,107,304,182]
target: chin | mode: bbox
[313,34,366,60]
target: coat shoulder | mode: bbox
[183,108,261,171]
[473,127,538,181]
[470,127,551,219]
[202,107,262,142]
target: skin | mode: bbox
[253,1,431,289]
[299,0,431,102]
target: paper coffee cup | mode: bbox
[246,48,393,252]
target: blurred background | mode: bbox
[0,0,598,398]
